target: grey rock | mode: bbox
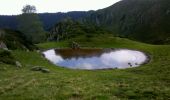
[70,41,80,49]
[26,49,29,52]
[0,30,7,50]
[36,50,40,53]
[31,66,42,71]
[31,66,50,73]
[41,68,50,73]
[15,61,22,68]
[0,41,8,50]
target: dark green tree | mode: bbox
[18,5,46,43]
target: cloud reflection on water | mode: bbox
[43,49,147,70]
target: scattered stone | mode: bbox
[31,66,42,71]
[15,61,22,68]
[0,41,8,50]
[31,66,50,73]
[41,68,50,73]
[36,50,40,53]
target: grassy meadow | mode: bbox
[0,34,170,100]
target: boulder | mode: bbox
[31,66,42,71]
[0,41,8,50]
[15,61,22,68]
[41,68,50,73]
[36,50,40,53]
[31,66,50,73]
[70,41,80,49]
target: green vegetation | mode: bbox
[0,0,170,99]
[0,29,35,50]
[49,18,111,41]
[0,35,170,99]
[1,0,170,44]
[0,50,15,65]
[18,5,46,43]
[86,0,170,44]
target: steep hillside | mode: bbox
[85,0,170,44]
[1,0,170,44]
[49,19,110,41]
[0,29,35,50]
[39,11,91,30]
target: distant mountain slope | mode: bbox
[1,0,170,44]
[85,0,170,44]
[0,15,18,29]
[0,11,90,30]
[39,11,90,30]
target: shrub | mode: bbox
[0,50,15,65]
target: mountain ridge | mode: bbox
[0,11,90,30]
[85,0,170,44]
[0,0,170,44]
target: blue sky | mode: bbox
[0,0,120,15]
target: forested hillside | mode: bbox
[0,29,34,50]
[1,0,170,44]
[85,0,170,44]
[0,11,89,30]
[49,18,110,41]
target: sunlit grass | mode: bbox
[0,35,170,99]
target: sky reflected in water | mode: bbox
[43,49,148,70]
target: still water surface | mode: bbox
[43,49,148,70]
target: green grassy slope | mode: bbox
[0,35,170,100]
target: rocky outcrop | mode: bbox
[0,50,15,65]
[0,29,35,50]
[49,18,72,41]
[70,41,80,49]
[85,0,170,44]
[0,41,8,50]
[0,30,7,50]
